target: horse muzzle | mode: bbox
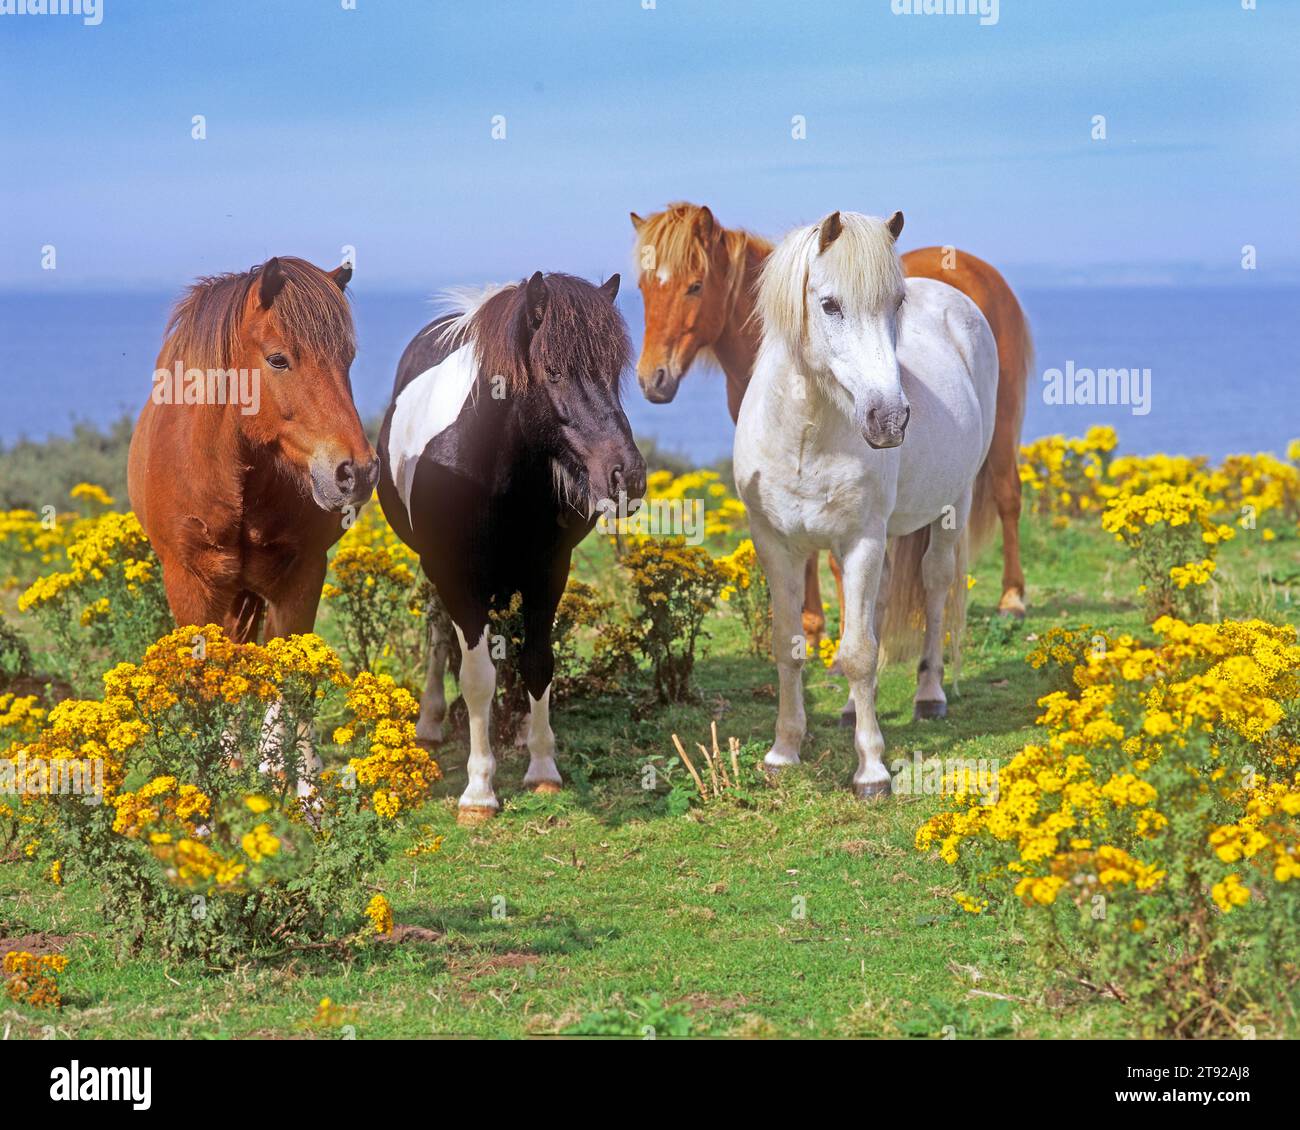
[863,405,910,450]
[638,363,682,405]
[310,453,380,512]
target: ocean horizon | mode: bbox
[2,284,1297,465]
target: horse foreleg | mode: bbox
[800,553,827,648]
[519,566,566,794]
[416,615,450,744]
[262,556,328,798]
[453,622,499,822]
[838,548,888,728]
[915,516,962,720]
[836,533,891,799]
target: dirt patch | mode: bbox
[0,932,75,959]
[0,674,75,703]
[383,923,444,946]
[446,951,540,980]
[675,992,750,1015]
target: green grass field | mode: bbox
[2,506,1297,1040]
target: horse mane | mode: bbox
[436,273,631,393]
[163,257,354,371]
[633,201,770,289]
[757,212,905,347]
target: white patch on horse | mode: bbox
[387,343,478,522]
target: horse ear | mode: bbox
[885,211,905,241]
[598,273,620,303]
[329,263,353,291]
[525,270,549,329]
[630,212,645,232]
[259,257,287,309]
[817,212,843,253]
[694,206,715,243]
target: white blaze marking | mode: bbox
[388,343,479,521]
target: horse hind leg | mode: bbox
[990,424,1027,618]
[800,553,827,648]
[755,536,808,771]
[416,616,450,744]
[914,517,962,721]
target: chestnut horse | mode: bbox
[128,256,378,644]
[630,202,1033,645]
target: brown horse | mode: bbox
[631,203,1033,643]
[128,256,378,644]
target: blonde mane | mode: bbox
[633,202,770,308]
[757,212,904,347]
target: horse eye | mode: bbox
[545,366,562,383]
[266,353,290,371]
[686,281,703,296]
[820,297,842,316]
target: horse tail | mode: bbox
[878,527,928,663]
[878,523,970,679]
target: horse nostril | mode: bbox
[335,459,356,492]
[609,465,625,498]
[653,367,668,390]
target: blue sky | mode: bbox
[1,0,1296,290]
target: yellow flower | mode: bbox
[364,893,393,936]
[241,823,281,863]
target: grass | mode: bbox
[2,506,1297,1040]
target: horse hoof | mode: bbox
[997,594,1026,620]
[456,805,497,827]
[913,700,947,721]
[531,781,562,795]
[854,779,892,801]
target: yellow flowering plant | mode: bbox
[1018,426,1117,523]
[715,539,772,657]
[918,615,1300,1035]
[18,624,439,962]
[3,950,69,1010]
[17,503,171,690]
[617,537,726,703]
[320,499,426,677]
[1101,483,1235,620]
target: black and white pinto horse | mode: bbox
[378,271,646,823]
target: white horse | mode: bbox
[733,210,998,798]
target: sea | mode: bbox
[1,286,1297,465]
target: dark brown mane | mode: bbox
[163,256,355,370]
[458,274,630,394]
